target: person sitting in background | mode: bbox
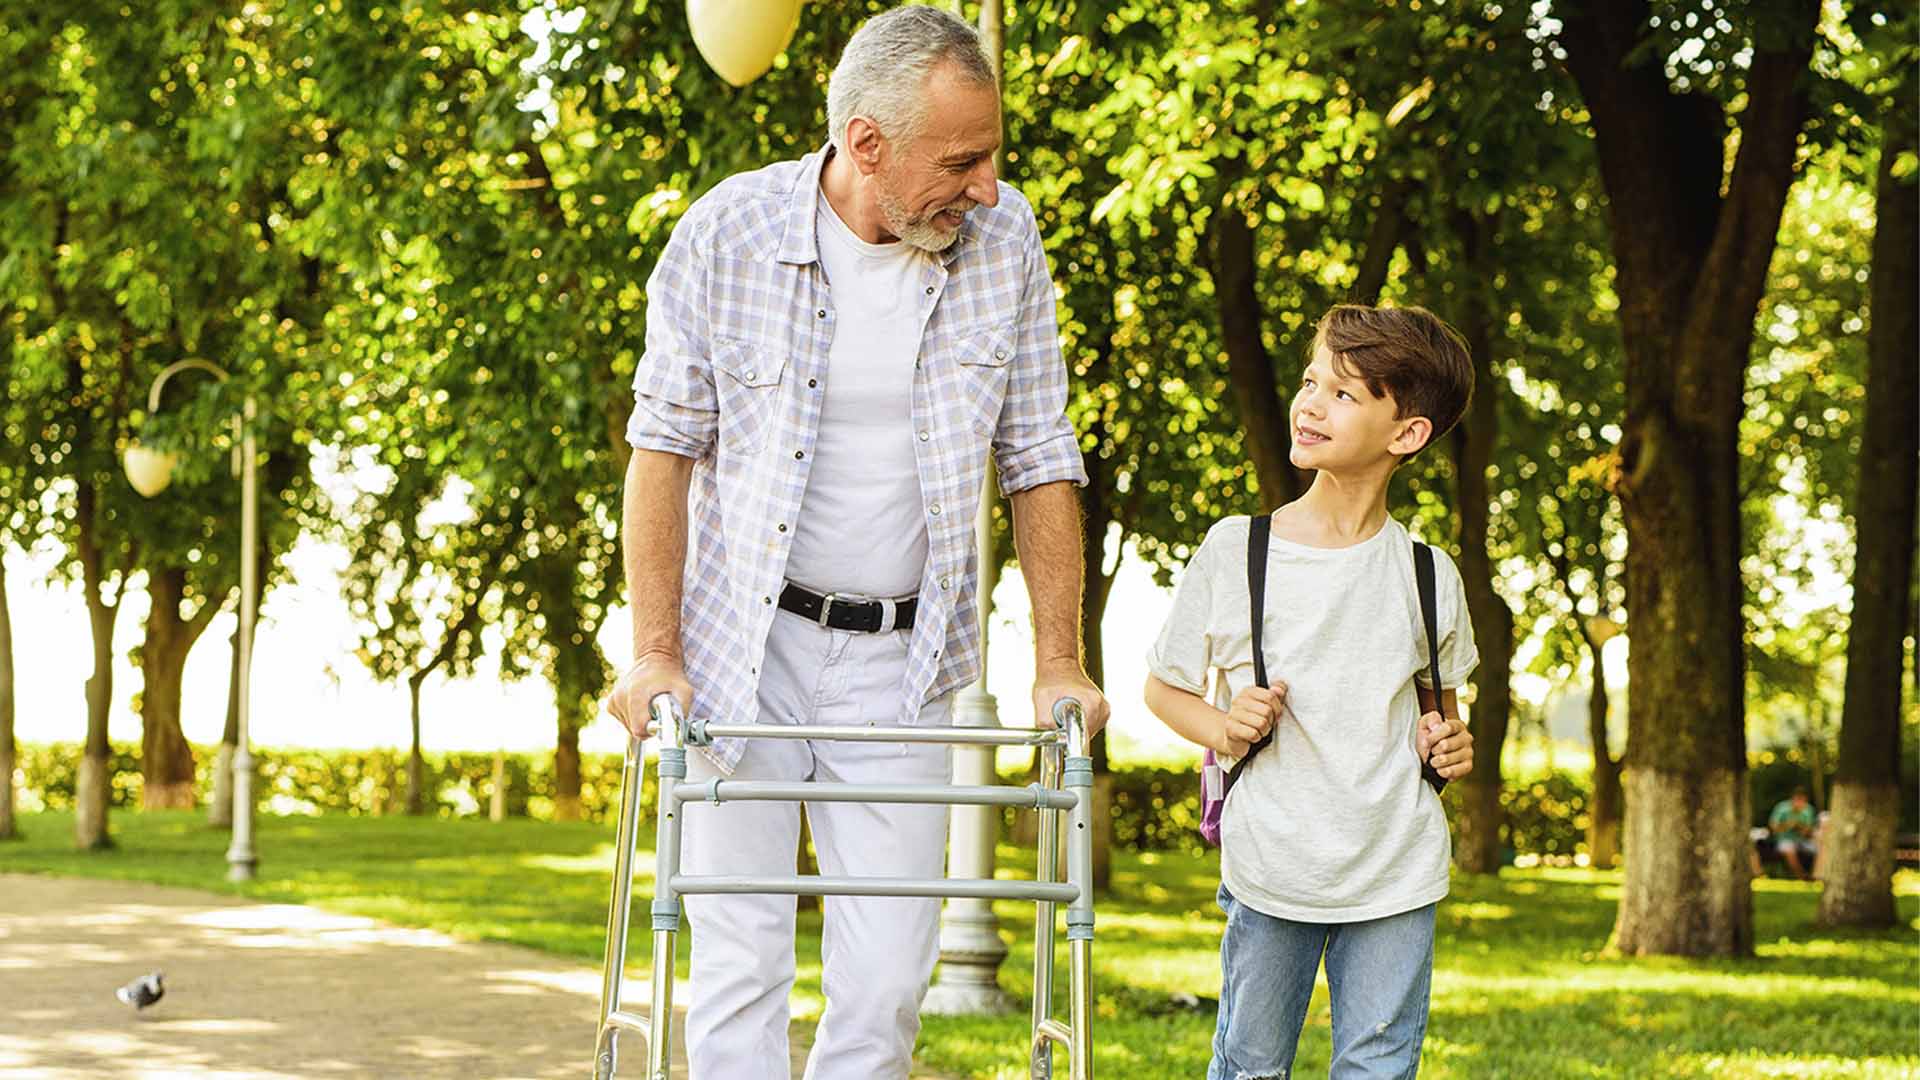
[1767,787,1820,880]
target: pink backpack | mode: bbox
[1198,514,1449,847]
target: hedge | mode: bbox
[16,740,1894,856]
[10,740,632,822]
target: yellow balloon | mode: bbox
[123,442,179,497]
[687,0,802,87]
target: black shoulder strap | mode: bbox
[1222,514,1273,797]
[1414,542,1448,794]
[1249,513,1271,691]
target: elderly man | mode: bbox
[604,6,1110,1077]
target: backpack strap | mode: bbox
[1413,542,1448,795]
[1222,514,1273,798]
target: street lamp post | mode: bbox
[924,0,1018,1016]
[922,473,1015,1016]
[124,359,260,882]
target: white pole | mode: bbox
[923,0,1015,1016]
[226,395,259,882]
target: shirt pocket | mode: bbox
[712,339,788,455]
[953,325,1015,439]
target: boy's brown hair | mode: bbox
[1311,304,1474,458]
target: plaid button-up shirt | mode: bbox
[625,146,1087,774]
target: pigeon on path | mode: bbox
[116,971,165,1011]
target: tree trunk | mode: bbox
[139,567,217,810]
[1448,211,1515,875]
[400,596,484,817]
[1586,647,1623,869]
[554,721,584,822]
[406,671,428,816]
[0,555,16,841]
[1819,99,1917,928]
[209,626,241,828]
[1351,178,1411,306]
[549,646,594,822]
[1562,0,1815,956]
[490,748,508,822]
[76,479,118,849]
[1211,204,1304,510]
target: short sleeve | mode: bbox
[1146,525,1226,696]
[1415,547,1480,691]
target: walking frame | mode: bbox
[594,694,1096,1080]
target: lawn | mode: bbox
[4,810,1916,1078]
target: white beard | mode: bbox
[876,174,969,253]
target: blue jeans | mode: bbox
[1208,884,1436,1080]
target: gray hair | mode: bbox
[826,6,997,151]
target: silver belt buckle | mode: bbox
[876,597,898,633]
[815,591,840,628]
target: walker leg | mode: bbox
[1063,739,1095,1080]
[646,738,688,1079]
[595,734,648,1079]
[1029,743,1064,1079]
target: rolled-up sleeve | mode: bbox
[991,203,1087,495]
[626,206,718,459]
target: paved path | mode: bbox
[0,874,959,1079]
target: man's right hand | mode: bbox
[1217,682,1287,758]
[604,655,694,739]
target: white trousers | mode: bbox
[683,608,953,1080]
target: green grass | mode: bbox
[5,810,1917,1078]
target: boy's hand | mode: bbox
[1219,683,1287,758]
[1417,712,1474,779]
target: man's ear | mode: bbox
[844,116,887,177]
[1390,416,1434,458]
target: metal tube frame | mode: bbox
[595,697,1094,1080]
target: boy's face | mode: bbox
[1288,344,1433,472]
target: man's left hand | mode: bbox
[1417,712,1474,779]
[1032,660,1109,739]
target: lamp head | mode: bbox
[124,442,179,497]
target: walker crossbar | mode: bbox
[594,695,1096,1080]
[673,779,1077,810]
[671,874,1079,903]
[692,720,1063,747]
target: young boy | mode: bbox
[1145,303,1480,1079]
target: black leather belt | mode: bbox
[778,582,917,633]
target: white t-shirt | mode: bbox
[1147,513,1479,923]
[783,190,933,598]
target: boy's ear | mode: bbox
[1389,415,1434,458]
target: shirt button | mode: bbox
[815,309,827,319]
[744,368,757,381]
[929,503,942,516]
[918,430,929,441]
[794,450,805,460]
[994,348,1007,360]
[808,379,818,389]
[924,286,934,296]
[776,523,788,532]
[763,596,772,604]
[939,576,951,590]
